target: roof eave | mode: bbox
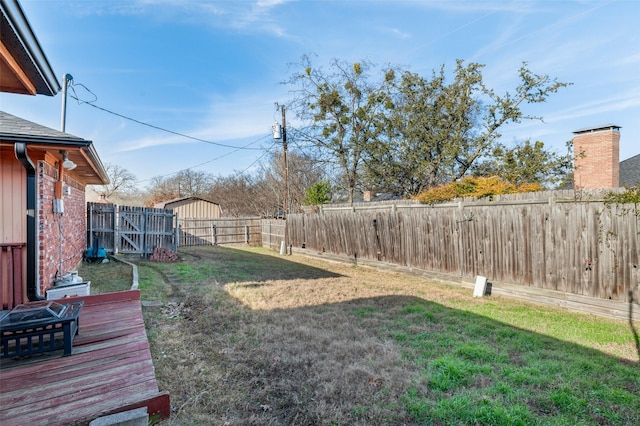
[1,0,61,96]
[1,134,109,185]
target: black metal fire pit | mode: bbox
[0,300,83,359]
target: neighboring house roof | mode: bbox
[154,196,220,209]
[620,153,640,187]
[0,0,60,96]
[0,110,109,184]
[353,192,403,203]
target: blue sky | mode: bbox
[1,0,639,187]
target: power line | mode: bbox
[65,80,282,182]
[137,134,276,183]
[67,83,263,150]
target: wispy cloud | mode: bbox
[68,0,294,37]
[379,27,412,39]
[113,90,283,153]
[549,89,640,123]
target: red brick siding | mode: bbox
[573,129,620,189]
[38,161,86,294]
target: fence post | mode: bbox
[174,214,179,250]
[114,204,119,254]
[245,225,250,244]
[213,225,217,245]
[87,203,93,249]
[143,210,148,259]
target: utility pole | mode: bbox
[281,104,289,215]
[273,103,289,254]
[272,103,289,216]
[60,73,73,132]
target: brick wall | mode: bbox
[38,161,86,294]
[573,126,620,189]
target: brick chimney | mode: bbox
[363,190,373,202]
[572,124,620,189]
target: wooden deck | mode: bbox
[0,290,170,425]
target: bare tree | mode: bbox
[256,150,326,214]
[90,163,138,203]
[206,175,261,217]
[146,170,214,205]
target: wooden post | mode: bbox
[174,214,180,250]
[245,225,250,244]
[213,225,217,245]
[113,204,118,255]
[88,203,93,250]
[143,210,149,258]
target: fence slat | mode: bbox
[87,203,176,257]
[286,192,638,303]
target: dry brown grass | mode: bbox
[140,246,638,425]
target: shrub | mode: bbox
[414,176,542,204]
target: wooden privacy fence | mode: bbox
[262,219,286,250]
[178,217,262,246]
[87,203,177,256]
[87,203,116,253]
[287,193,639,303]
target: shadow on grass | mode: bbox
[143,245,640,425]
[630,291,640,362]
[145,245,344,286]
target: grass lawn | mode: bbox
[80,246,640,425]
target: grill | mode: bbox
[1,300,83,359]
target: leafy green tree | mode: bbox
[366,60,570,197]
[286,55,396,203]
[303,181,331,205]
[476,140,574,188]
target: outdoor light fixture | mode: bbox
[61,151,77,170]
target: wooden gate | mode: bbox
[87,203,177,257]
[119,206,176,255]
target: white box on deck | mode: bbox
[47,282,91,299]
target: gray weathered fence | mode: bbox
[178,217,262,246]
[87,202,117,253]
[119,206,176,255]
[286,192,639,303]
[87,203,177,256]
[261,219,286,250]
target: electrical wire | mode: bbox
[65,79,284,182]
[67,81,262,151]
[234,143,282,176]
[136,134,277,183]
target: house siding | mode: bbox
[0,152,28,306]
[0,152,26,244]
[38,161,86,294]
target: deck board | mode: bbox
[0,290,170,425]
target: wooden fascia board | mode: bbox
[0,40,36,95]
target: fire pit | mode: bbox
[0,300,83,359]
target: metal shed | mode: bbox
[154,196,222,219]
